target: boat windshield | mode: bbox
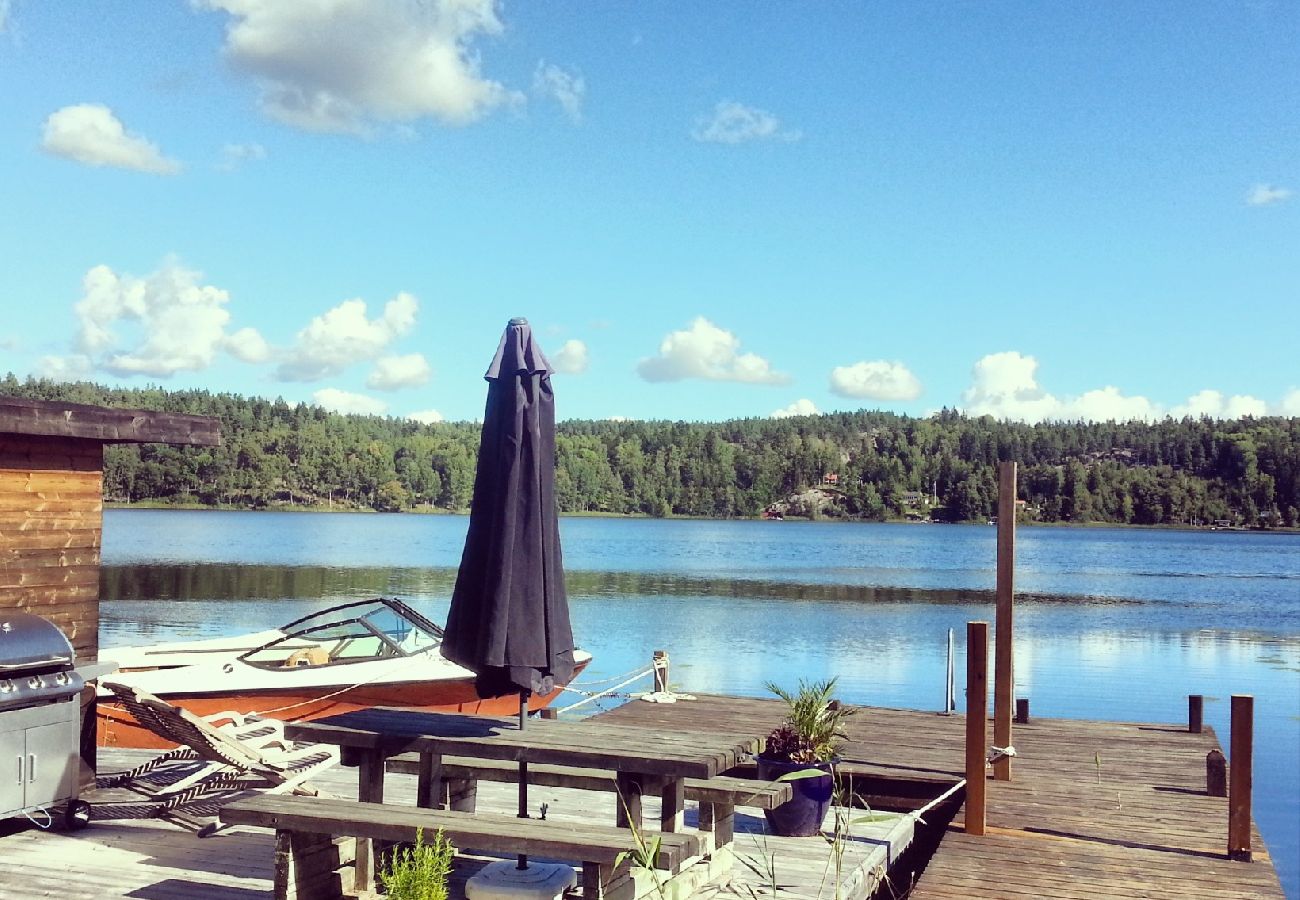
[238,598,443,669]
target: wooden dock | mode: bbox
[0,695,1285,899]
[598,694,1286,899]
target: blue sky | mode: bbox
[0,1,1296,424]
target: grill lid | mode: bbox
[0,612,75,672]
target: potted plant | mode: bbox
[756,678,854,836]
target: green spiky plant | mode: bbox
[379,828,455,900]
[761,678,855,763]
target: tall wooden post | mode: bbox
[1228,695,1254,861]
[653,650,670,693]
[993,461,1016,780]
[965,621,989,836]
[1189,694,1204,734]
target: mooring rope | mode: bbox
[554,667,655,715]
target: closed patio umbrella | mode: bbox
[441,317,576,877]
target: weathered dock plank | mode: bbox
[596,695,1286,899]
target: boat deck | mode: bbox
[0,694,1285,899]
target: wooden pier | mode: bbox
[0,695,1285,899]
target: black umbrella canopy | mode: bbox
[441,318,576,700]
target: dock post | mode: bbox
[965,621,989,836]
[1228,695,1254,861]
[1015,698,1030,724]
[653,650,670,693]
[1206,749,1227,797]
[1189,694,1203,733]
[993,461,1016,781]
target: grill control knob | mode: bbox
[54,672,68,685]
[0,681,12,693]
[28,676,40,689]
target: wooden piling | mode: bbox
[1015,698,1030,724]
[1228,694,1254,861]
[653,650,670,693]
[965,621,989,836]
[993,461,1016,781]
[1206,749,1227,797]
[1189,694,1204,734]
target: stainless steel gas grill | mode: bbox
[0,611,91,829]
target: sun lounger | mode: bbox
[96,682,340,836]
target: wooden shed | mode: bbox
[0,397,221,664]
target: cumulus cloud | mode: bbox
[217,142,266,171]
[407,409,445,424]
[960,351,1271,423]
[1246,184,1292,206]
[637,317,788,385]
[367,353,432,390]
[312,388,388,416]
[41,104,180,174]
[277,292,418,382]
[67,261,265,377]
[829,360,923,401]
[533,61,584,122]
[223,327,272,363]
[692,101,800,144]
[1278,389,1300,417]
[36,354,92,383]
[1171,389,1267,420]
[771,398,820,419]
[550,339,588,374]
[199,0,520,133]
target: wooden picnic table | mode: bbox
[284,707,763,888]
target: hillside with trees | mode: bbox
[5,375,1298,527]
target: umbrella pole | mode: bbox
[518,689,530,870]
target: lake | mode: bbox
[99,509,1300,896]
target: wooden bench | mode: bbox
[385,753,791,844]
[220,794,700,900]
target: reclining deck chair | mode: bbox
[97,682,340,836]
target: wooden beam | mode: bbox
[1228,694,1254,861]
[0,397,220,446]
[993,461,1016,781]
[1188,694,1204,733]
[965,620,988,836]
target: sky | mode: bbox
[0,1,1296,425]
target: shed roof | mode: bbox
[0,396,221,445]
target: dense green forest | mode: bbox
[5,374,1299,527]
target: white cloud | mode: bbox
[771,398,820,419]
[1246,184,1292,206]
[692,101,800,144]
[312,388,388,416]
[217,142,266,171]
[41,104,180,174]
[70,261,259,377]
[637,317,788,385]
[199,0,520,134]
[1278,389,1300,416]
[533,61,584,122]
[960,351,1271,423]
[367,352,432,390]
[224,326,271,363]
[550,339,588,374]
[36,354,92,383]
[407,409,445,424]
[829,360,922,401]
[277,292,418,381]
[1171,389,1267,420]
[0,1,11,34]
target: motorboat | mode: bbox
[97,597,591,749]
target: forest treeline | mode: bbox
[5,375,1299,527]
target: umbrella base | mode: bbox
[467,859,577,900]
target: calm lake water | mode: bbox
[100,510,1300,896]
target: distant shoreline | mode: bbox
[103,501,1300,534]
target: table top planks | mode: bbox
[596,694,1287,899]
[284,706,763,779]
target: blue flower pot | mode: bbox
[756,757,835,837]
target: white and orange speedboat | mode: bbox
[97,598,591,749]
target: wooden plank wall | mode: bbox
[0,433,103,662]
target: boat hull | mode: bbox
[97,659,590,749]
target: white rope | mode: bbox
[23,806,53,830]
[568,663,655,689]
[912,779,966,822]
[554,668,655,715]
